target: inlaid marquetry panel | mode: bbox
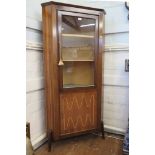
[60,91,97,135]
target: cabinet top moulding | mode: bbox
[41,1,106,15]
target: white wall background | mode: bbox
[26,0,129,149]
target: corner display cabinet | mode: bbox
[41,1,106,151]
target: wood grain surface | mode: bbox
[42,2,105,144]
[60,91,97,135]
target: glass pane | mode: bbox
[63,62,94,88]
[60,15,96,88]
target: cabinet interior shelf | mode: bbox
[63,59,94,62]
[62,33,94,38]
[63,84,95,88]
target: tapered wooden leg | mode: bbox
[48,130,52,152]
[101,121,105,139]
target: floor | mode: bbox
[35,133,124,155]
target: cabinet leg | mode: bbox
[101,121,105,139]
[48,130,53,152]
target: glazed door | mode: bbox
[58,11,100,136]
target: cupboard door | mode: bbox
[60,91,97,135]
[58,11,98,89]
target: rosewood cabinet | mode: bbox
[41,1,105,151]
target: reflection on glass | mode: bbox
[61,15,96,88]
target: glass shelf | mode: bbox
[62,33,94,38]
